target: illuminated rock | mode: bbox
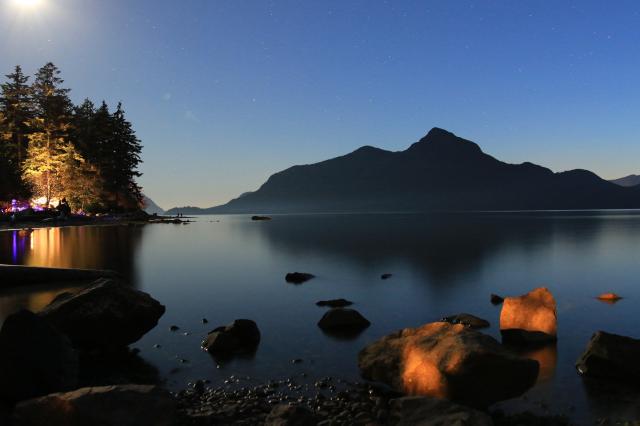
[499,287,557,344]
[201,319,261,356]
[388,396,493,426]
[596,293,623,303]
[358,322,538,407]
[576,331,640,381]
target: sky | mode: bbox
[1,0,639,209]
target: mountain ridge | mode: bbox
[166,128,640,215]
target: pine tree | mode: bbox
[22,63,74,206]
[0,65,33,197]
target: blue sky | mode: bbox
[1,0,639,208]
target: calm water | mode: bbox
[1,212,640,423]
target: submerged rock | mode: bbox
[358,322,539,407]
[251,215,272,221]
[596,293,623,303]
[381,273,393,280]
[318,308,371,332]
[441,313,490,329]
[316,298,353,308]
[12,384,177,426]
[576,331,640,381]
[500,287,557,345]
[285,272,315,284]
[0,310,78,402]
[38,278,166,349]
[201,319,261,355]
[265,404,318,426]
[388,396,493,426]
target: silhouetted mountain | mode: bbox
[172,128,640,214]
[164,206,205,215]
[142,195,165,215]
[610,174,640,187]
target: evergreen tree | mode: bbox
[0,65,33,197]
[22,63,74,206]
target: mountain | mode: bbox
[170,128,640,214]
[142,195,165,215]
[610,174,640,187]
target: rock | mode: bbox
[316,298,354,308]
[12,384,177,426]
[285,272,315,284]
[170,325,180,332]
[441,313,490,329]
[265,404,318,426]
[38,278,165,349]
[576,331,640,381]
[388,396,493,426]
[0,310,78,402]
[317,308,371,332]
[251,215,272,221]
[596,293,623,303]
[381,273,393,280]
[490,294,504,305]
[358,322,539,407]
[499,287,557,344]
[201,319,261,355]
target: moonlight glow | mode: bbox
[12,0,43,8]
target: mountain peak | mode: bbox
[407,127,482,156]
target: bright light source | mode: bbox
[12,0,43,8]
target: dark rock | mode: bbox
[265,404,318,426]
[381,273,393,280]
[0,310,78,402]
[316,298,353,308]
[500,287,557,345]
[170,325,180,332]
[358,322,539,407]
[38,278,165,349]
[202,319,261,355]
[12,384,177,426]
[202,318,209,324]
[285,272,315,284]
[252,216,272,221]
[388,396,493,425]
[576,331,640,381]
[441,313,490,329]
[317,308,370,332]
[490,294,504,305]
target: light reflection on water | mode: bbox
[1,212,640,423]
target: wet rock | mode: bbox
[38,278,166,349]
[499,287,557,345]
[316,298,353,308]
[490,294,504,305]
[596,293,623,303]
[12,384,177,426]
[251,215,272,221]
[576,331,640,381]
[318,308,371,332]
[388,396,493,426]
[441,313,490,329]
[202,319,261,355]
[358,322,539,407]
[381,273,393,280]
[265,404,318,426]
[0,310,78,402]
[285,272,315,284]
[170,325,180,332]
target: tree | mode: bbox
[22,63,73,205]
[0,65,33,197]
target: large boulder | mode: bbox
[12,384,177,426]
[264,404,318,426]
[576,331,640,381]
[358,322,538,407]
[499,287,557,344]
[201,319,261,356]
[0,309,78,402]
[388,396,493,426]
[38,278,165,349]
[317,308,370,331]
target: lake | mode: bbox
[1,211,640,423]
